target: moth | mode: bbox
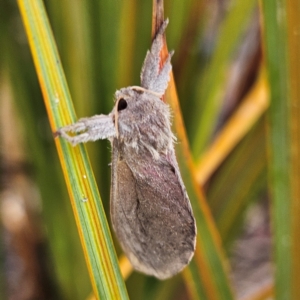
[58,19,196,279]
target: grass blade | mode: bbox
[191,0,257,157]
[167,73,234,300]
[17,0,129,298]
[153,2,234,298]
[260,0,300,298]
[195,73,268,185]
[207,116,267,245]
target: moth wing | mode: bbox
[110,143,196,279]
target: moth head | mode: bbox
[113,87,162,122]
[113,87,149,134]
[112,18,173,151]
[112,87,171,152]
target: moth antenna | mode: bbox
[140,19,172,95]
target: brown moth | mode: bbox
[58,19,196,279]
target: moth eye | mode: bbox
[170,166,176,174]
[117,98,128,111]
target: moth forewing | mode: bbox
[110,135,195,279]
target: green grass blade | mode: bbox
[207,116,267,246]
[166,78,234,300]
[260,0,300,298]
[191,0,257,157]
[17,0,128,299]
[152,1,234,296]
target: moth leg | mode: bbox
[57,114,116,146]
[58,128,90,146]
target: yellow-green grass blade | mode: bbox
[166,76,234,300]
[191,0,257,158]
[195,74,268,185]
[17,0,128,299]
[5,53,91,298]
[194,72,269,245]
[45,1,95,116]
[260,0,300,298]
[152,2,234,297]
[45,1,112,204]
[207,116,267,246]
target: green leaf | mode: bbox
[166,77,234,300]
[260,0,300,298]
[207,116,267,246]
[190,0,257,158]
[17,0,129,299]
